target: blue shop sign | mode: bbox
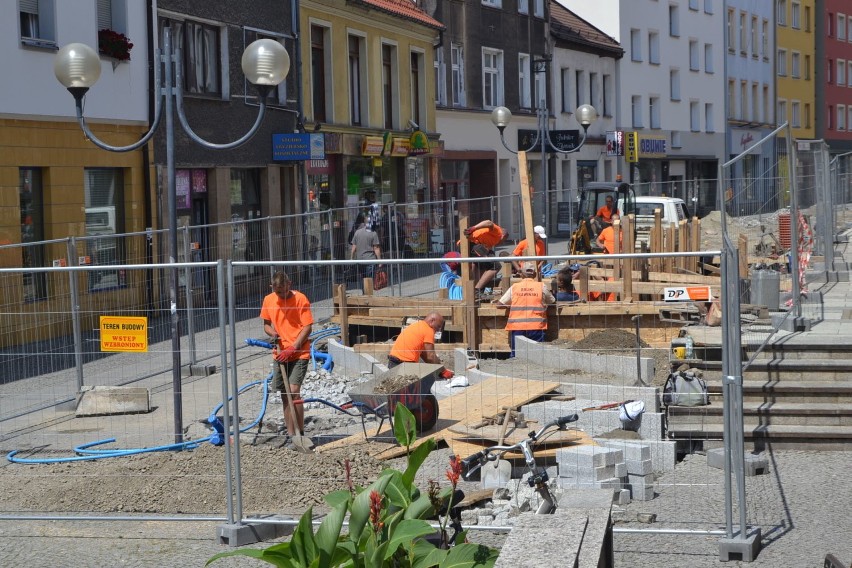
[272,133,326,161]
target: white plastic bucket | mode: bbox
[619,400,646,423]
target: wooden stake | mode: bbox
[337,284,349,346]
[622,215,634,302]
[518,151,539,279]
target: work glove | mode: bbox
[440,369,455,379]
[274,346,297,362]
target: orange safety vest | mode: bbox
[506,279,547,331]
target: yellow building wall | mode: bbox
[777,0,816,139]
[300,0,437,133]
[0,118,150,346]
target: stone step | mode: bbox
[667,402,852,426]
[666,422,852,443]
[704,380,852,403]
[696,359,852,381]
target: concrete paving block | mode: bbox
[556,445,623,468]
[594,439,651,461]
[595,438,676,473]
[629,484,655,501]
[613,488,631,505]
[625,459,653,475]
[627,473,653,490]
[556,476,623,491]
[558,464,616,481]
[76,386,150,416]
[614,462,627,478]
[477,515,494,526]
[706,448,769,476]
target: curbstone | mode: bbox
[556,446,624,467]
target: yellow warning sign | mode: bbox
[100,316,148,352]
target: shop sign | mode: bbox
[390,137,410,157]
[429,138,444,156]
[730,129,762,155]
[638,135,667,158]
[272,133,325,161]
[625,132,639,163]
[409,130,430,155]
[606,131,624,156]
[382,132,393,155]
[306,159,332,175]
[324,132,342,154]
[362,136,385,156]
[518,129,579,153]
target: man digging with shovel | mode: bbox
[261,271,315,452]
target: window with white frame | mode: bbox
[534,57,545,107]
[727,80,735,118]
[739,11,747,54]
[632,95,643,127]
[704,44,714,73]
[727,9,735,51]
[777,49,787,76]
[19,0,56,45]
[603,74,612,116]
[762,19,769,59]
[575,69,586,107]
[650,96,661,128]
[791,51,801,78]
[740,80,747,120]
[689,40,699,70]
[669,5,679,37]
[689,0,699,10]
[560,68,571,112]
[670,69,681,100]
[482,0,502,7]
[838,105,846,130]
[451,43,465,106]
[589,72,599,109]
[777,99,787,125]
[161,17,223,97]
[518,0,528,14]
[434,46,446,105]
[705,0,713,15]
[519,54,531,108]
[839,59,847,86]
[752,82,759,121]
[649,31,660,64]
[750,16,758,58]
[533,0,544,18]
[705,103,714,132]
[777,0,787,26]
[482,48,504,109]
[840,14,847,40]
[244,28,291,107]
[382,43,398,129]
[848,16,852,42]
[631,29,642,61]
[97,0,127,34]
[85,168,126,291]
[792,1,801,28]
[848,61,852,86]
[690,101,700,131]
[791,101,800,127]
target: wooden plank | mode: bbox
[368,307,455,318]
[446,430,597,460]
[738,234,749,278]
[690,217,701,273]
[337,284,349,347]
[518,151,538,276]
[664,224,676,274]
[447,424,589,446]
[316,377,561,459]
[622,215,633,302]
[342,296,460,308]
[363,276,374,296]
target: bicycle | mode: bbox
[460,414,580,516]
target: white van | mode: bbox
[617,196,690,248]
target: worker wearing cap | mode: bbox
[511,225,547,273]
[494,262,555,357]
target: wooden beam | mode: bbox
[622,215,634,302]
[690,217,701,273]
[518,151,538,278]
[738,234,749,278]
[337,284,349,346]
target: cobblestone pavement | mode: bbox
[1,448,849,567]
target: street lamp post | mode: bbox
[491,89,597,235]
[54,28,290,443]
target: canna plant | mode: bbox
[207,404,498,568]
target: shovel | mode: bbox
[481,407,513,488]
[283,369,314,453]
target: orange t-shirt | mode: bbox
[598,226,618,254]
[512,238,545,257]
[260,290,314,360]
[469,225,505,249]
[389,320,434,363]
[595,204,619,223]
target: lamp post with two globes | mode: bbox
[491,95,597,236]
[53,28,291,443]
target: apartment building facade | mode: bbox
[816,0,852,153]
[776,0,816,140]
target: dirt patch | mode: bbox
[574,329,649,352]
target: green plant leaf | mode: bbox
[349,475,391,543]
[316,500,348,566]
[382,470,412,508]
[325,489,353,509]
[366,537,389,568]
[383,519,435,560]
[438,543,499,568]
[402,437,437,487]
[403,492,436,520]
[393,403,417,448]
[411,540,447,568]
[291,507,319,567]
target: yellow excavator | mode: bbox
[568,180,636,255]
